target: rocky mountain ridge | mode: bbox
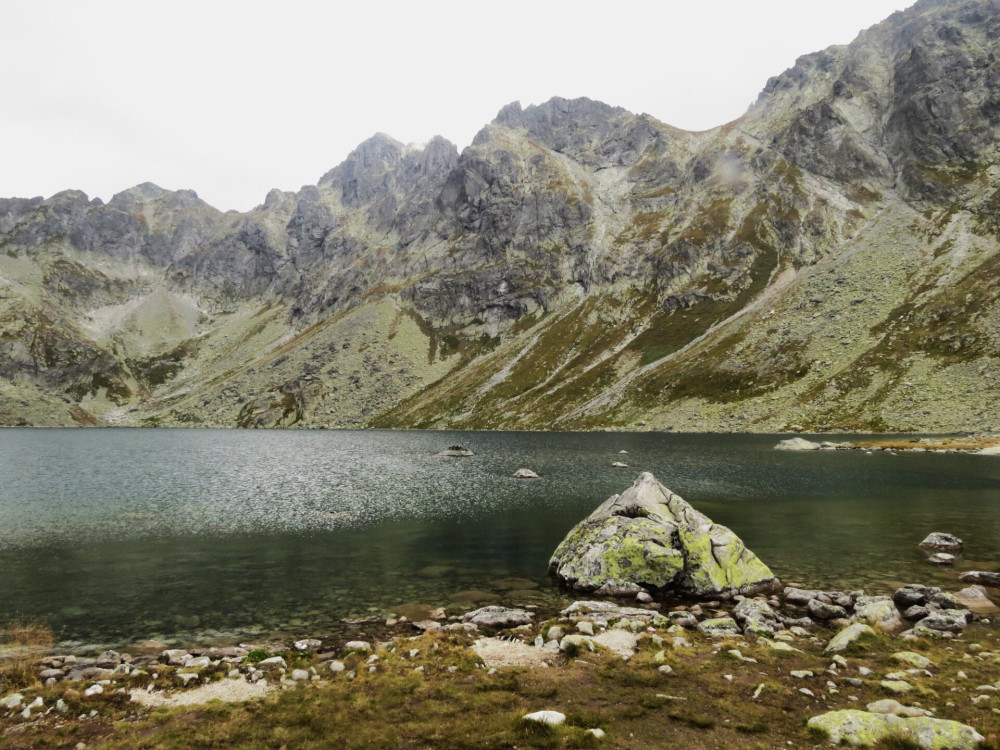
[1,0,999,432]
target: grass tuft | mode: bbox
[0,618,54,692]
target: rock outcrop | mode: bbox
[5,1,1000,433]
[548,472,779,598]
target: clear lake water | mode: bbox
[1,428,998,648]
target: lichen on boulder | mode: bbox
[806,710,984,749]
[548,472,779,598]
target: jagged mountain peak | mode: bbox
[4,0,1000,434]
[108,182,208,210]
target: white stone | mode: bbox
[0,693,24,709]
[523,710,566,726]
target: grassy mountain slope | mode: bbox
[2,0,999,432]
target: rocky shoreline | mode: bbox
[3,570,999,748]
[3,471,998,748]
[776,435,1000,456]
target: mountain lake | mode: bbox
[1,428,998,648]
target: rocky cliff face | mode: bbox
[2,0,999,432]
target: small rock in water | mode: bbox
[512,468,540,479]
[611,461,628,468]
[774,438,821,451]
[294,639,322,652]
[960,571,1000,587]
[918,532,963,551]
[437,445,474,457]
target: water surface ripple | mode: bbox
[1,429,997,646]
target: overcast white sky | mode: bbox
[2,1,910,212]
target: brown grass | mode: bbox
[0,618,54,692]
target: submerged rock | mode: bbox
[548,473,779,598]
[437,445,474,457]
[927,553,955,565]
[806,710,984,749]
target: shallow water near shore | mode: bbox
[1,428,998,647]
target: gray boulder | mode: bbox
[807,598,847,621]
[733,598,784,635]
[959,570,1000,587]
[549,473,778,598]
[783,587,818,605]
[914,609,968,633]
[807,710,984,749]
[774,438,821,451]
[854,596,903,633]
[918,532,963,551]
[463,606,534,629]
[698,617,740,637]
[825,623,876,653]
[954,585,998,613]
[893,584,942,608]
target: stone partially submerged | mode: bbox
[437,445,474,457]
[548,472,779,598]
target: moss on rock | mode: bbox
[549,473,778,598]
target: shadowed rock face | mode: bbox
[548,473,779,598]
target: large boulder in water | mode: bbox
[548,472,779,598]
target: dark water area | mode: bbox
[1,428,998,648]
